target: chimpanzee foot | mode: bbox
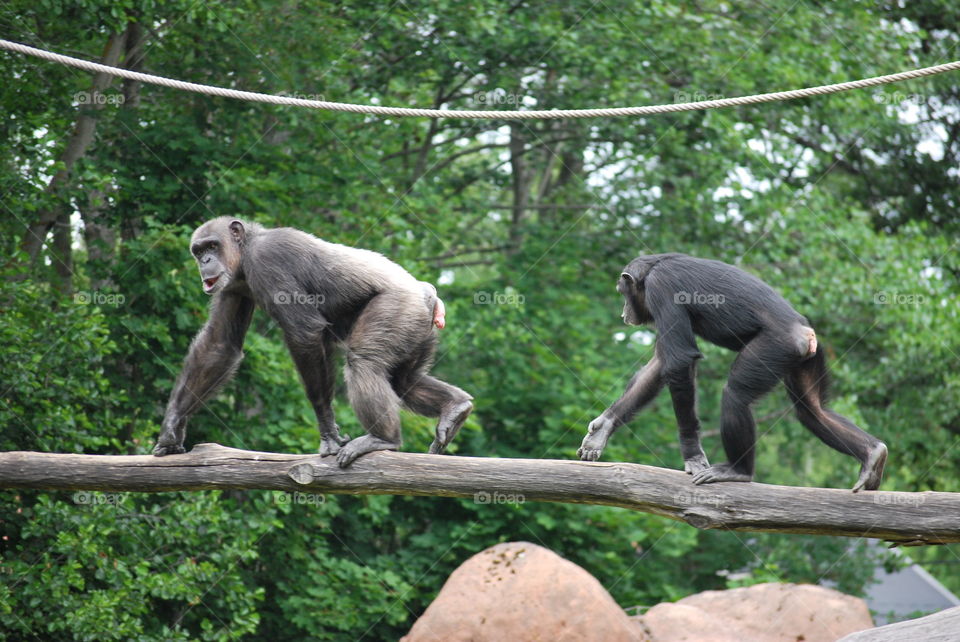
[691,463,752,485]
[683,454,710,475]
[428,399,473,455]
[852,442,887,492]
[319,431,351,457]
[336,434,398,468]
[152,442,186,457]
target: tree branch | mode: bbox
[0,444,955,546]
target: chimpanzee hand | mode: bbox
[578,414,616,461]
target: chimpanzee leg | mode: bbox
[336,356,403,467]
[692,333,791,485]
[335,293,411,467]
[390,331,473,455]
[666,361,709,475]
[399,374,473,454]
[785,352,887,491]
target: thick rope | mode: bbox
[2,38,958,119]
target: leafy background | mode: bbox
[1,1,959,639]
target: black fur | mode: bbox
[154,217,473,467]
[580,253,887,492]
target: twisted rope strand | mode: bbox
[2,38,957,119]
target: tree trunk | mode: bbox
[0,443,957,546]
[80,22,147,289]
[508,122,531,254]
[20,29,129,265]
[50,213,74,293]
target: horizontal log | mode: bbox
[0,443,956,545]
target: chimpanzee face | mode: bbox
[618,273,651,326]
[190,218,244,295]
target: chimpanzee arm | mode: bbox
[154,293,254,455]
[647,277,710,474]
[579,354,664,461]
[605,354,665,428]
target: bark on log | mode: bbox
[838,605,960,641]
[0,443,957,546]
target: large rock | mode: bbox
[637,603,742,642]
[635,582,873,642]
[402,541,647,642]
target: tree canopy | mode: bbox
[1,1,959,639]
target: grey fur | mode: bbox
[154,217,473,467]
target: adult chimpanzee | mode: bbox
[153,217,473,467]
[578,253,887,492]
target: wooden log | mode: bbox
[0,443,956,545]
[838,605,960,641]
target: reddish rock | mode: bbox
[635,582,873,642]
[402,541,647,642]
[637,603,742,642]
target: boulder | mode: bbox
[636,602,742,642]
[635,582,873,642]
[402,541,647,642]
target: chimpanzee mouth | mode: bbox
[203,275,221,292]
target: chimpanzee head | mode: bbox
[618,259,655,326]
[190,217,247,295]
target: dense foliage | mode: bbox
[2,1,959,639]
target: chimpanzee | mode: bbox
[153,217,473,467]
[578,253,887,492]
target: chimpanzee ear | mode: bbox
[620,271,645,290]
[621,261,650,285]
[229,220,245,245]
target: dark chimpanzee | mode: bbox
[578,253,887,492]
[153,217,473,467]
